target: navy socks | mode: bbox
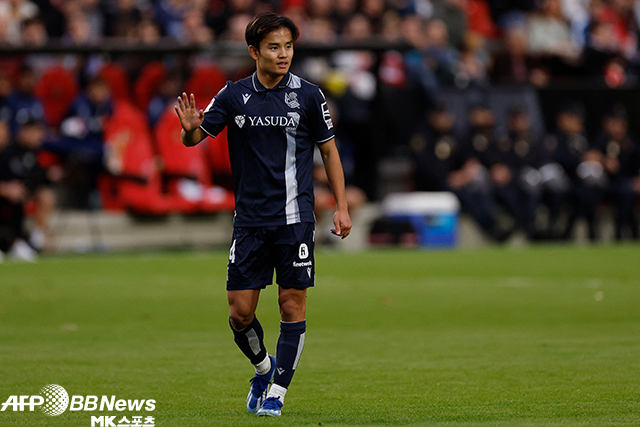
[274,320,306,388]
[230,316,306,392]
[229,316,267,365]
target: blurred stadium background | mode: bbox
[2,3,640,426]
[1,0,640,258]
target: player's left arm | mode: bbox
[318,138,352,239]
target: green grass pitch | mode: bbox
[1,245,640,426]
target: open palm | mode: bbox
[174,92,204,132]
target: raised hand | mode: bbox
[174,92,204,132]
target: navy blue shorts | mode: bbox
[226,222,315,291]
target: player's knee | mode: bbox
[278,296,305,322]
[228,307,253,329]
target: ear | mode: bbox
[248,45,260,61]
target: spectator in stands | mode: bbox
[331,13,379,200]
[0,118,57,261]
[6,66,45,135]
[0,71,12,123]
[411,101,462,193]
[582,19,629,85]
[499,105,548,238]
[306,0,334,21]
[154,0,192,38]
[103,0,146,38]
[549,101,604,241]
[0,120,9,160]
[466,0,500,40]
[180,6,214,45]
[147,71,182,127]
[485,0,535,29]
[455,35,490,89]
[596,105,640,240]
[360,0,387,34]
[460,101,517,240]
[20,17,48,47]
[559,0,590,48]
[0,13,9,45]
[403,15,439,101]
[527,0,580,63]
[222,13,254,41]
[137,18,162,45]
[423,19,460,86]
[77,0,105,38]
[342,13,374,40]
[334,0,358,34]
[62,9,100,46]
[411,101,509,241]
[0,0,40,45]
[45,76,113,209]
[380,9,403,43]
[206,0,259,39]
[431,0,468,50]
[594,0,639,60]
[490,25,549,86]
[305,16,337,43]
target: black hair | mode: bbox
[21,117,44,128]
[245,12,300,49]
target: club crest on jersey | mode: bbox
[284,92,300,109]
[235,115,245,128]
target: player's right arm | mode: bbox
[175,92,206,147]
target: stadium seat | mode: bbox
[134,62,167,111]
[99,63,131,102]
[153,107,235,214]
[101,100,172,215]
[34,66,79,129]
[184,64,227,109]
[201,127,232,189]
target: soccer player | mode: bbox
[174,12,352,417]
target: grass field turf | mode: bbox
[1,245,639,426]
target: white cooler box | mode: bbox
[381,192,460,248]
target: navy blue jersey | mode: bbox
[200,72,334,227]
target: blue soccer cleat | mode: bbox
[246,355,276,413]
[256,396,283,417]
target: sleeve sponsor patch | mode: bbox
[321,102,333,130]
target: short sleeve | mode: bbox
[200,83,231,138]
[308,87,334,144]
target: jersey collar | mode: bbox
[251,72,292,92]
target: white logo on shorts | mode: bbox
[298,243,309,259]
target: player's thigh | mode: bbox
[273,222,315,289]
[227,227,274,291]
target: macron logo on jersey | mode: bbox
[242,93,251,104]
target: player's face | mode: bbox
[251,27,294,86]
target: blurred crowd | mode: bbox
[2,0,640,261]
[409,99,640,243]
[1,0,639,85]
